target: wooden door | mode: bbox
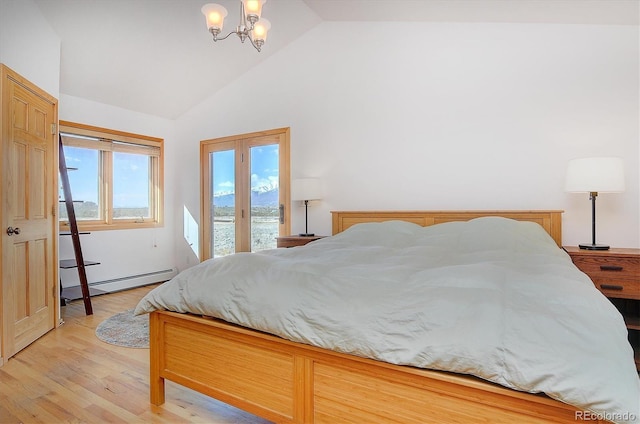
[1,64,58,362]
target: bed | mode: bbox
[135,210,640,424]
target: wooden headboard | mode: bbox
[331,210,564,247]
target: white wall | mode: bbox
[58,94,179,287]
[176,21,639,265]
[0,0,60,98]
[0,0,180,290]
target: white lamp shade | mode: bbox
[201,3,228,32]
[292,178,322,201]
[242,0,266,18]
[565,157,625,193]
[251,18,271,43]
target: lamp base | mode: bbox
[299,233,315,237]
[579,243,610,250]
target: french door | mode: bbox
[201,128,290,259]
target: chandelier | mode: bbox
[201,0,271,52]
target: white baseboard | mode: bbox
[62,268,178,300]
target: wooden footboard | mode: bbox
[150,310,600,423]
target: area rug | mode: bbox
[95,309,149,348]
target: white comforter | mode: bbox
[135,217,640,423]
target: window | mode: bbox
[59,121,163,230]
[201,128,290,259]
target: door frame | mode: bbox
[200,128,291,260]
[0,64,59,365]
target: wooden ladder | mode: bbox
[58,135,93,315]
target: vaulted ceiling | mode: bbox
[34,0,638,119]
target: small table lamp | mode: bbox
[565,157,625,250]
[291,178,322,237]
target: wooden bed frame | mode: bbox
[149,210,605,423]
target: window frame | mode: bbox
[200,128,291,259]
[59,121,164,231]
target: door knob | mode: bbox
[6,226,20,236]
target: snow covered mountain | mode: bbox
[213,186,279,208]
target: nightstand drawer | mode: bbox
[570,256,639,300]
[570,256,639,282]
[591,279,640,300]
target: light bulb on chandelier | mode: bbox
[201,0,271,52]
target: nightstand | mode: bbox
[564,246,640,372]
[276,235,326,248]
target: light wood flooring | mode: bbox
[0,284,271,423]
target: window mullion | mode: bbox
[103,150,113,225]
[235,140,248,252]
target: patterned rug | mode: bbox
[95,309,149,348]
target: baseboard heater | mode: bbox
[61,268,178,301]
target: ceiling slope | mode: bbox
[34,0,638,119]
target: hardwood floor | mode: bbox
[0,284,272,423]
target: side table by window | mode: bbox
[276,235,326,248]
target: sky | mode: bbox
[212,144,279,196]
[64,143,279,207]
[63,146,150,208]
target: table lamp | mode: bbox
[291,178,322,236]
[565,157,625,250]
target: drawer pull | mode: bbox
[600,284,624,291]
[600,265,623,271]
